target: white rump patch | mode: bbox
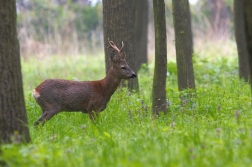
[32,89,40,99]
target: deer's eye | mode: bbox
[121,66,126,70]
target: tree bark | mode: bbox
[172,0,195,91]
[234,0,250,82]
[134,0,148,72]
[103,0,139,91]
[152,0,167,115]
[0,0,30,143]
[244,0,252,86]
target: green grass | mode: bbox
[1,53,252,167]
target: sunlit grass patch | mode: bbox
[1,52,252,167]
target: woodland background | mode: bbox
[2,0,252,166]
[17,0,234,58]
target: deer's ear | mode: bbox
[110,51,119,62]
[110,50,119,62]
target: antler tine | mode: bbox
[107,40,121,53]
[106,38,112,48]
[119,41,124,51]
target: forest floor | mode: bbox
[1,40,252,166]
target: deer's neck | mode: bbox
[101,67,121,100]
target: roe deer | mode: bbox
[32,40,137,126]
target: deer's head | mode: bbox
[108,40,137,79]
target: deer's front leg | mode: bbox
[87,102,99,121]
[88,111,99,120]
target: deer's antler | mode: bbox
[119,41,124,51]
[107,39,125,59]
[107,39,124,52]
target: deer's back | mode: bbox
[33,79,107,112]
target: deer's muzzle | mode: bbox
[130,73,137,78]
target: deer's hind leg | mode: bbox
[34,110,59,126]
[34,101,61,126]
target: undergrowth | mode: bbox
[1,53,252,167]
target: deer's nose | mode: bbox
[130,73,137,78]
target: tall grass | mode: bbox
[1,43,252,166]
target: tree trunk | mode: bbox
[0,0,30,144]
[103,0,139,91]
[172,0,195,91]
[243,0,252,86]
[152,0,167,115]
[234,0,250,82]
[134,0,148,72]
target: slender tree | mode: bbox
[134,0,148,72]
[172,0,195,91]
[206,0,230,37]
[103,0,139,91]
[234,0,250,82]
[152,0,167,115]
[0,0,30,143]
[244,0,252,86]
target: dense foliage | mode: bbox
[1,50,251,166]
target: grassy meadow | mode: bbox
[1,41,252,167]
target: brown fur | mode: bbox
[33,41,136,126]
